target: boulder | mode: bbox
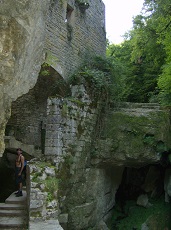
[137,194,149,208]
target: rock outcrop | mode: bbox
[0,0,50,155]
[92,103,171,167]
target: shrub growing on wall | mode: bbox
[68,55,123,105]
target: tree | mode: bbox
[107,0,171,103]
[136,0,171,104]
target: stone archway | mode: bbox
[5,64,70,158]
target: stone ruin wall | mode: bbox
[28,84,98,224]
[6,70,65,156]
[1,0,106,155]
[45,0,106,78]
[44,85,96,162]
[27,85,123,229]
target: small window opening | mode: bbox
[65,4,73,23]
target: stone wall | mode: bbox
[43,85,124,229]
[45,84,97,161]
[45,0,106,79]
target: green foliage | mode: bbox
[32,172,42,182]
[106,42,132,101]
[44,177,58,202]
[69,55,124,104]
[61,103,68,117]
[40,63,51,76]
[45,51,59,66]
[106,0,171,104]
[69,0,171,104]
[156,141,167,153]
[75,0,89,3]
[36,161,53,168]
[68,98,85,108]
[40,70,50,76]
[75,0,89,10]
[143,134,155,146]
[143,135,168,152]
[140,0,171,105]
[133,0,171,104]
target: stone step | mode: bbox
[0,216,27,229]
[0,203,25,210]
[5,191,27,205]
[0,190,28,229]
[0,209,26,217]
[29,220,63,230]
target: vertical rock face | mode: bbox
[0,0,51,155]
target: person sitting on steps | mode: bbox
[15,148,24,197]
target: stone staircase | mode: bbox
[112,102,162,111]
[0,190,27,229]
[111,102,164,118]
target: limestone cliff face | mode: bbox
[0,0,50,155]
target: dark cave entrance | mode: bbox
[0,149,16,202]
[110,159,171,230]
[0,148,33,202]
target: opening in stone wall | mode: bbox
[5,63,70,157]
[65,4,73,23]
[108,163,171,230]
